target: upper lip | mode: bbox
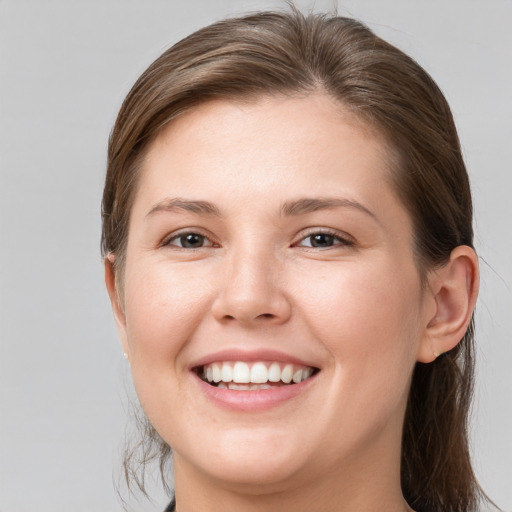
[188,348,320,371]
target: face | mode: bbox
[111,94,434,493]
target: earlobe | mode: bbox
[104,254,130,357]
[417,246,479,363]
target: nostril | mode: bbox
[212,289,292,325]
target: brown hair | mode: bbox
[102,8,489,512]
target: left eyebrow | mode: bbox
[146,197,222,218]
[280,197,377,220]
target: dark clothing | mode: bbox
[164,498,176,511]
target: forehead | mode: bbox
[138,94,396,203]
[149,93,385,156]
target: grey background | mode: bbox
[1,0,511,510]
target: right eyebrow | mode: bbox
[145,197,222,218]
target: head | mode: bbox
[102,9,481,511]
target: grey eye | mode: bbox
[307,233,336,248]
[168,232,210,248]
[296,231,353,249]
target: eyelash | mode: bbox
[293,229,354,249]
[162,229,354,250]
[163,230,217,249]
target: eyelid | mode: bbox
[293,228,355,248]
[161,228,218,248]
[159,227,353,249]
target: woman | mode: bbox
[102,8,492,512]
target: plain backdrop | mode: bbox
[1,1,511,511]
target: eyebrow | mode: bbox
[146,196,377,221]
[280,197,377,220]
[146,197,222,218]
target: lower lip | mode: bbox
[194,374,317,412]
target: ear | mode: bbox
[417,246,479,363]
[104,254,130,358]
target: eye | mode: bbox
[296,231,353,249]
[165,232,215,249]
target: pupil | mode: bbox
[182,233,204,248]
[311,234,333,247]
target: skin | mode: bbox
[106,93,479,512]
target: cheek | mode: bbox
[297,259,423,438]
[123,258,215,362]
[292,258,423,378]
[121,258,219,428]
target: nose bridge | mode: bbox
[212,239,290,324]
[231,243,273,297]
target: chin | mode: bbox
[180,426,312,489]
[201,455,304,491]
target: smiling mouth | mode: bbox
[196,361,319,390]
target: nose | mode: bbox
[211,247,292,326]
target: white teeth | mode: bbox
[233,362,250,383]
[230,383,250,390]
[200,361,316,387]
[281,364,293,384]
[268,362,281,382]
[212,363,222,383]
[228,383,272,390]
[250,362,268,383]
[221,364,233,383]
[292,369,303,383]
